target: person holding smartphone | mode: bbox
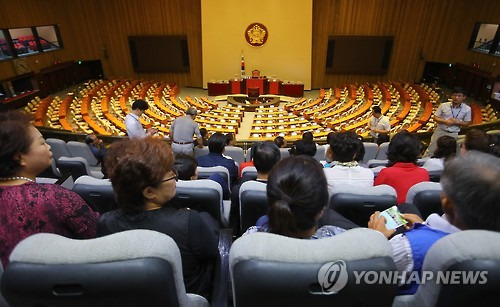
[368,151,500,295]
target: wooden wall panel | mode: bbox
[1,0,499,89]
[312,0,500,88]
[89,0,202,86]
[0,0,202,87]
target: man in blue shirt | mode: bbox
[85,134,107,164]
[368,151,500,294]
[196,133,238,186]
[424,87,471,156]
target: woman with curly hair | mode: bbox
[422,135,456,171]
[374,131,429,204]
[97,138,218,299]
[324,131,374,188]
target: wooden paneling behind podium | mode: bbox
[1,0,499,88]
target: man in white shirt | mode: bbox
[368,106,391,143]
[124,99,157,139]
[424,87,471,157]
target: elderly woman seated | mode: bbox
[0,111,99,268]
[97,138,219,299]
[324,131,374,188]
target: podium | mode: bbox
[246,78,265,95]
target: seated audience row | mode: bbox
[2,110,500,303]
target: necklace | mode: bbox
[0,176,35,183]
[335,161,359,168]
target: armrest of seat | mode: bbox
[211,228,233,307]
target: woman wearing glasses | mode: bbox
[97,138,219,299]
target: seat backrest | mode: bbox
[313,145,326,162]
[239,181,267,234]
[366,159,388,168]
[72,176,116,213]
[197,166,230,192]
[174,179,223,225]
[406,181,442,220]
[329,184,397,227]
[363,142,379,164]
[224,146,245,165]
[393,230,500,307]
[46,138,71,161]
[428,170,442,183]
[416,158,428,166]
[57,156,92,181]
[241,166,258,182]
[230,229,397,307]
[375,142,390,160]
[279,147,290,160]
[37,158,62,179]
[67,141,99,166]
[193,146,209,159]
[245,148,252,162]
[248,147,290,161]
[1,230,208,307]
[0,260,7,307]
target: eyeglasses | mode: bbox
[154,170,178,185]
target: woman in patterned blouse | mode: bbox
[0,111,99,267]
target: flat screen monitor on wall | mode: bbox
[128,36,190,73]
[326,35,393,74]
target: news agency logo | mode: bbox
[317,260,348,294]
[318,260,488,294]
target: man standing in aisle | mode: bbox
[170,107,203,155]
[124,99,157,139]
[368,105,391,143]
[424,87,471,157]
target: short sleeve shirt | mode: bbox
[369,115,391,138]
[171,116,201,143]
[435,102,471,133]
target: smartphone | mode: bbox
[380,206,408,230]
